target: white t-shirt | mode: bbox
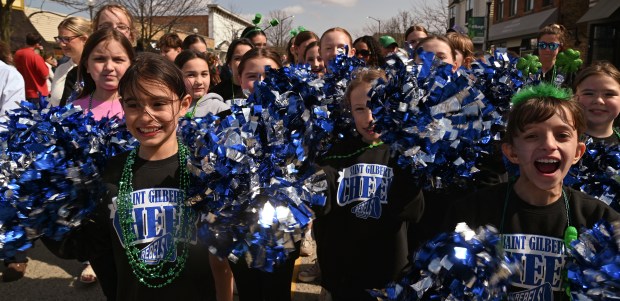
[49,60,76,107]
[0,61,25,115]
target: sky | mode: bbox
[24,0,442,38]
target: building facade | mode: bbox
[578,0,620,67]
[449,0,493,51]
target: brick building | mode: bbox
[577,0,620,67]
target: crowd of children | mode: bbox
[3,3,620,301]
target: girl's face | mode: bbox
[189,41,207,54]
[238,57,279,93]
[250,35,267,49]
[57,27,87,60]
[320,31,354,63]
[86,40,131,92]
[353,41,371,63]
[577,74,620,133]
[502,108,585,192]
[538,34,561,63]
[305,45,324,75]
[97,8,133,42]
[182,58,210,100]
[123,80,191,159]
[229,44,252,85]
[406,30,427,51]
[295,38,317,64]
[160,46,181,62]
[350,83,380,144]
[416,39,455,69]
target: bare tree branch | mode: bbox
[264,10,294,51]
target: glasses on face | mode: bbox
[356,49,371,57]
[54,36,80,43]
[98,23,130,33]
[537,42,561,51]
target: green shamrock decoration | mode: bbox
[556,49,583,74]
[516,54,542,76]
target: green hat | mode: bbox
[379,35,397,48]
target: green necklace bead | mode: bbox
[116,140,195,288]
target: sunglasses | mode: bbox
[356,49,371,57]
[537,42,560,50]
[54,36,80,43]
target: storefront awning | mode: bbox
[578,0,620,23]
[489,8,558,41]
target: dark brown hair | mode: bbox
[504,97,586,144]
[405,25,428,40]
[538,23,567,49]
[77,28,135,99]
[237,48,283,78]
[158,33,183,50]
[0,41,12,64]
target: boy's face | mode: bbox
[576,74,620,133]
[122,80,191,158]
[502,108,586,192]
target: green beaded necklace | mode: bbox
[324,141,384,161]
[116,139,195,288]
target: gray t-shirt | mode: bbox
[189,93,230,117]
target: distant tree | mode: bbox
[417,0,449,34]
[0,0,17,48]
[363,0,449,40]
[264,10,294,51]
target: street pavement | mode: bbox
[0,240,321,300]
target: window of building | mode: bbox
[449,6,456,28]
[497,0,505,21]
[510,0,518,16]
[466,0,474,22]
[524,0,534,11]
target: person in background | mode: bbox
[50,16,91,107]
[293,30,319,65]
[0,42,24,115]
[445,31,475,70]
[182,34,208,53]
[378,35,400,57]
[44,53,56,96]
[536,24,573,86]
[404,25,428,56]
[320,27,356,68]
[174,50,230,118]
[211,38,255,101]
[158,33,183,62]
[93,4,137,45]
[414,35,457,72]
[13,32,49,102]
[241,26,267,48]
[353,35,385,67]
[303,41,324,76]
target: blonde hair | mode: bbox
[344,69,387,108]
[446,32,474,68]
[58,17,92,37]
[93,4,136,43]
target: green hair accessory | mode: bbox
[252,13,263,26]
[556,49,583,74]
[511,83,573,106]
[516,54,542,76]
[289,26,307,38]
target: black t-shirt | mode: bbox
[586,131,620,146]
[91,151,215,300]
[211,78,243,101]
[444,182,620,301]
[314,137,424,293]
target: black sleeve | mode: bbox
[59,68,78,106]
[398,168,425,223]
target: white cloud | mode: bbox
[282,5,304,15]
[311,0,358,7]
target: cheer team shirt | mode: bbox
[95,152,215,300]
[444,182,620,301]
[313,137,424,294]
